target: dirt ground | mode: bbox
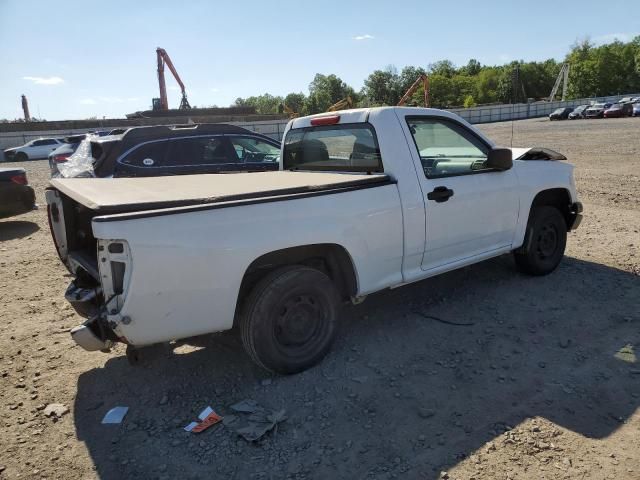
[0,117,638,480]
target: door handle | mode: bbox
[427,186,454,203]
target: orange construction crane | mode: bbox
[397,74,429,107]
[155,47,191,111]
[327,95,353,112]
[282,103,299,119]
[21,94,31,121]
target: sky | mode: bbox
[1,0,639,120]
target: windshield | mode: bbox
[283,124,383,172]
[591,104,605,109]
[608,104,621,110]
[553,108,565,114]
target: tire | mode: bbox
[514,206,567,276]
[239,265,339,374]
[15,152,28,162]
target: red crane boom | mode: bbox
[156,47,191,110]
[21,94,31,121]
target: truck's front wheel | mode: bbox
[514,206,567,275]
[239,266,339,374]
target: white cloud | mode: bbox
[23,76,64,85]
[126,97,140,102]
[167,85,181,91]
[210,87,219,92]
[593,32,639,44]
[353,34,374,41]
[80,98,97,105]
[498,53,512,63]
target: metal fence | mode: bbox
[2,92,638,158]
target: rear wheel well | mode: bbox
[237,244,357,313]
[530,188,572,231]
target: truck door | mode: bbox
[403,116,520,271]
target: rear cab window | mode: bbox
[283,124,383,172]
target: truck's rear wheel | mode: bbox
[514,206,567,276]
[239,266,339,374]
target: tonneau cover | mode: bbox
[50,171,390,212]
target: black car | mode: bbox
[57,124,281,178]
[0,168,36,219]
[549,107,573,120]
[568,104,590,119]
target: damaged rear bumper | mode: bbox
[70,319,113,351]
[66,280,117,351]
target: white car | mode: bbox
[3,138,64,162]
[46,107,582,374]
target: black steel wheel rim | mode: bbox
[272,292,329,357]
[536,222,558,259]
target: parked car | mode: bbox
[56,124,281,178]
[48,134,90,177]
[3,138,64,162]
[568,105,590,119]
[46,106,582,373]
[0,168,36,219]
[585,103,612,118]
[604,102,633,118]
[549,107,573,120]
[633,102,640,117]
[616,97,635,104]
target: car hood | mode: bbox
[3,147,18,153]
[511,147,566,161]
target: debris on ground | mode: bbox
[101,406,129,424]
[184,406,223,433]
[224,399,287,442]
[43,403,69,419]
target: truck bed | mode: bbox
[50,171,390,213]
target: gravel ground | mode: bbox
[0,117,638,480]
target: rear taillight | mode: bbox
[10,174,27,185]
[53,154,70,163]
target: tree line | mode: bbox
[233,37,640,115]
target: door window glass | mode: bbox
[230,137,280,163]
[120,141,167,167]
[407,118,490,178]
[165,137,234,166]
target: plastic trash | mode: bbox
[101,406,129,424]
[227,399,287,442]
[184,406,222,433]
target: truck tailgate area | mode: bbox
[50,171,391,213]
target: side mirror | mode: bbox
[486,147,513,170]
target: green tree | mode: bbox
[305,74,355,113]
[283,92,306,115]
[363,67,400,105]
[460,59,482,76]
[429,60,456,78]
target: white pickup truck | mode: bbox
[46,107,582,374]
